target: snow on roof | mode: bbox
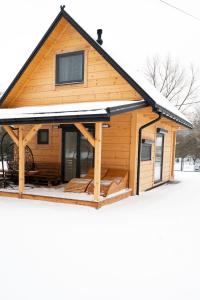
[64,6,192,127]
[0,100,146,124]
[0,7,192,128]
[131,71,192,123]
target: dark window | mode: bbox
[141,143,152,161]
[56,51,84,84]
[37,129,49,145]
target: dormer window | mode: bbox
[56,51,84,84]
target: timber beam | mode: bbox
[94,122,102,201]
[3,125,19,146]
[23,124,42,146]
[75,123,95,147]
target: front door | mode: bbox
[62,125,94,182]
[154,133,164,183]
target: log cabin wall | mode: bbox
[139,119,176,192]
[3,17,141,108]
[24,112,132,176]
[24,125,62,169]
[101,112,132,170]
[24,110,176,194]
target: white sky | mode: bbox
[0,0,200,93]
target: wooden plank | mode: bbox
[0,189,132,209]
[23,124,42,146]
[3,125,19,146]
[18,126,25,195]
[75,123,95,147]
[94,122,102,201]
[129,111,138,195]
[0,191,98,208]
[171,131,176,179]
[98,190,132,208]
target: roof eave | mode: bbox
[155,104,193,129]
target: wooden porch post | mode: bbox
[18,126,25,196]
[129,111,138,195]
[94,122,102,201]
[171,130,177,180]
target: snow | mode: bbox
[0,100,145,120]
[129,71,192,124]
[0,184,131,202]
[0,171,199,299]
[63,9,192,127]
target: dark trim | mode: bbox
[142,139,154,145]
[0,102,147,125]
[61,124,95,182]
[136,112,162,195]
[154,133,165,184]
[61,128,65,182]
[0,114,110,125]
[145,180,169,191]
[59,123,95,130]
[156,127,168,134]
[37,128,49,144]
[55,50,84,85]
[141,143,152,161]
[155,105,192,129]
[107,101,148,116]
[0,8,192,128]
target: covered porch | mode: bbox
[0,100,146,208]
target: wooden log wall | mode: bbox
[24,109,177,194]
[3,17,141,108]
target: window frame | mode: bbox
[55,50,85,85]
[37,129,49,145]
[141,141,152,161]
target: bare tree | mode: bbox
[145,56,200,111]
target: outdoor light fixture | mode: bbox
[102,124,110,128]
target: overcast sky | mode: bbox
[0,0,200,93]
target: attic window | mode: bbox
[56,51,84,84]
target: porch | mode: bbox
[0,183,132,208]
[0,100,146,208]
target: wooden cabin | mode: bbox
[0,7,192,208]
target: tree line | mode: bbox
[145,55,200,167]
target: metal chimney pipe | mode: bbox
[97,29,103,45]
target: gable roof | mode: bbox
[0,7,192,128]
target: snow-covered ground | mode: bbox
[0,171,199,300]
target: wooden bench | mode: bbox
[28,162,61,186]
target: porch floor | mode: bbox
[0,184,132,208]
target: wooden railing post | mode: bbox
[18,126,25,196]
[94,122,102,201]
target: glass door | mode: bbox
[154,133,164,183]
[64,131,77,182]
[62,125,94,182]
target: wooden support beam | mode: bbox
[23,124,42,147]
[129,111,138,195]
[171,131,176,180]
[3,125,19,146]
[75,123,95,147]
[18,126,25,195]
[94,122,102,201]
